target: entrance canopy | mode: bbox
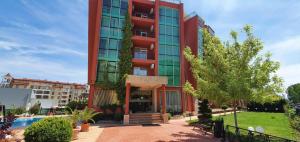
[126,75,168,89]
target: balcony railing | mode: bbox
[133,12,154,19]
[160,0,181,4]
[133,30,155,38]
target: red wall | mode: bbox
[184,16,199,112]
[87,0,102,107]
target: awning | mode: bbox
[126,75,168,89]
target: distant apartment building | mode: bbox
[0,73,89,108]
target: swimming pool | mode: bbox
[11,117,43,129]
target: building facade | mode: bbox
[1,73,88,108]
[88,0,213,124]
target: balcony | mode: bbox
[133,12,154,19]
[132,29,156,45]
[160,0,181,4]
[134,48,155,60]
[132,16,154,27]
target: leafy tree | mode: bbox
[183,25,283,128]
[287,83,300,104]
[116,12,133,104]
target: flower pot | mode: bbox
[72,128,80,140]
[80,123,90,132]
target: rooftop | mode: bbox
[12,78,85,86]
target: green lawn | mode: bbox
[217,112,298,140]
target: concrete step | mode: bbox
[129,113,163,124]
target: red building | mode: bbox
[88,0,213,124]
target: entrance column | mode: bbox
[124,83,130,124]
[161,84,166,114]
[161,84,168,123]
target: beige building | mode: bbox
[1,73,88,107]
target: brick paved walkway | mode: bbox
[97,119,220,142]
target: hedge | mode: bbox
[24,117,72,142]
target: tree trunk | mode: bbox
[233,100,239,134]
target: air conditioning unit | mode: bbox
[150,25,154,32]
[150,44,154,50]
[150,8,154,14]
[151,64,155,69]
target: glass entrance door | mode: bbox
[130,90,152,113]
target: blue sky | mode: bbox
[0,0,300,89]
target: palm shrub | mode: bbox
[80,107,99,124]
[24,117,72,142]
[66,107,80,128]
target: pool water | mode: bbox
[11,117,42,129]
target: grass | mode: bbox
[188,112,299,141]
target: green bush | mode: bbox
[24,117,72,142]
[66,101,87,112]
[290,116,300,131]
[168,113,172,120]
[113,113,123,121]
[15,107,26,115]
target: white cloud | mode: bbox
[265,35,300,88]
[0,0,88,83]
[0,55,87,83]
[0,39,86,57]
[278,64,300,88]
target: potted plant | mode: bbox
[79,107,99,132]
[67,108,81,140]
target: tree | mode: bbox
[116,12,133,104]
[287,83,300,104]
[183,25,283,128]
[198,99,212,120]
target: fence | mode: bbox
[224,125,296,142]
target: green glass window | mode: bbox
[97,0,127,83]
[159,7,165,16]
[110,28,119,37]
[111,7,119,16]
[166,26,172,35]
[102,16,110,27]
[109,39,118,49]
[119,18,125,28]
[100,38,108,49]
[173,27,179,36]
[103,0,111,7]
[159,25,165,34]
[108,62,116,72]
[158,6,180,86]
[112,0,120,7]
[110,17,118,27]
[101,27,110,37]
[108,73,116,82]
[166,17,172,25]
[102,6,110,15]
[108,50,117,60]
[172,18,178,26]
[121,0,128,9]
[165,8,172,17]
[173,10,179,18]
[99,61,107,72]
